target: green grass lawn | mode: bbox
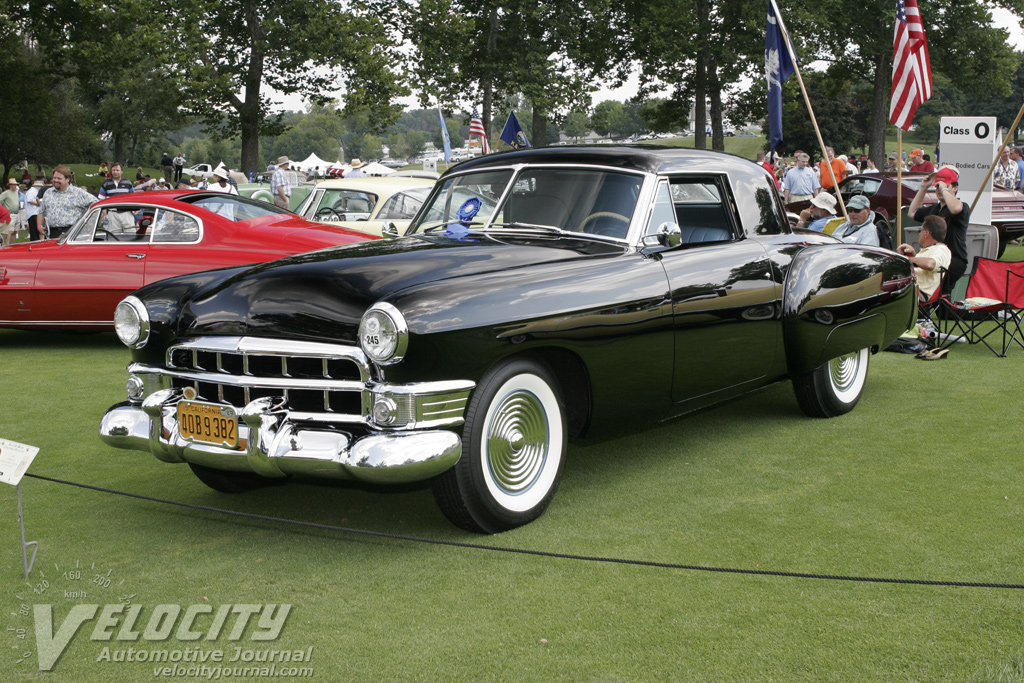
[2,322,1024,681]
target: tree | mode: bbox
[407,0,627,147]
[562,111,590,140]
[591,100,645,139]
[165,1,407,173]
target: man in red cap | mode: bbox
[909,148,934,173]
[909,165,969,295]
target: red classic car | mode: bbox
[787,173,1024,254]
[0,191,374,330]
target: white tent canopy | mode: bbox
[360,162,396,176]
[296,153,334,172]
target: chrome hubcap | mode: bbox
[486,390,548,493]
[829,351,861,391]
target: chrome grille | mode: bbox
[165,336,371,422]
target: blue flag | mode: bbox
[765,2,795,152]
[500,112,531,149]
[437,106,452,162]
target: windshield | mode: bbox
[409,167,644,239]
[177,193,290,222]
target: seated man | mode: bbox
[831,194,879,246]
[796,192,837,232]
[897,215,950,299]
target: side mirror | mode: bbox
[381,221,400,238]
[645,221,681,247]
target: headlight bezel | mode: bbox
[358,302,408,365]
[113,295,151,349]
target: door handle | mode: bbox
[126,253,146,260]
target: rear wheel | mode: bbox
[432,358,566,534]
[188,463,275,494]
[793,347,870,418]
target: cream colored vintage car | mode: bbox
[293,177,435,236]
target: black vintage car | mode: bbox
[100,147,916,533]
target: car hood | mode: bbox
[181,232,626,340]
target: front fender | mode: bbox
[783,244,915,375]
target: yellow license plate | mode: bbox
[177,400,239,448]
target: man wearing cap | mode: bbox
[344,158,367,178]
[831,194,880,246]
[910,165,970,295]
[909,149,934,173]
[994,147,1019,190]
[271,156,291,209]
[0,178,22,246]
[796,193,838,232]
[783,153,820,204]
[160,152,174,183]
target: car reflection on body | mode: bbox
[100,147,915,533]
[0,191,373,330]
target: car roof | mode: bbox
[447,145,764,178]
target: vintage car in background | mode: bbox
[787,173,1024,255]
[292,176,435,236]
[0,191,373,330]
[100,147,915,533]
[236,172,315,211]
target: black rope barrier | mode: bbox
[23,472,1024,590]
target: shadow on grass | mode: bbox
[0,328,122,350]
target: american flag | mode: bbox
[889,0,932,130]
[469,107,490,154]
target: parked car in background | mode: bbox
[787,173,1024,255]
[236,171,314,211]
[100,146,915,534]
[293,176,435,237]
[181,163,223,179]
[0,191,373,330]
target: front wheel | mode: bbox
[432,358,566,534]
[792,347,870,418]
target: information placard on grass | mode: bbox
[0,438,39,486]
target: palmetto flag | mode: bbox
[500,112,531,149]
[765,1,796,152]
[437,105,452,162]
[889,0,932,130]
[470,107,490,154]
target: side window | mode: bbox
[377,191,427,220]
[667,177,736,244]
[730,173,787,236]
[152,209,200,243]
[645,181,677,235]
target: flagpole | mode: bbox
[769,0,848,223]
[896,130,903,247]
[970,100,1024,213]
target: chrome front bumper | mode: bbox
[99,388,465,484]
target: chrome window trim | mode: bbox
[64,204,207,246]
[410,162,652,243]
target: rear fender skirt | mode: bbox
[782,245,915,374]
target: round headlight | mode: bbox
[358,302,408,365]
[114,296,150,349]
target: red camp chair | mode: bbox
[939,258,1024,357]
[917,267,946,332]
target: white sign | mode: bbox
[0,439,39,486]
[939,116,996,225]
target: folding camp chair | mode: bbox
[916,267,947,332]
[939,258,1024,357]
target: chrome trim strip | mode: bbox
[137,365,366,392]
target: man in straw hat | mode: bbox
[344,158,367,178]
[910,165,970,295]
[271,155,292,209]
[796,192,838,232]
[0,178,22,246]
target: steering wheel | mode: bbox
[316,207,343,221]
[97,228,121,241]
[579,211,630,234]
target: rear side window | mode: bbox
[729,173,788,236]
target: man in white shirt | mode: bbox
[897,215,951,299]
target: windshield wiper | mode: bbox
[421,220,487,234]
[487,222,565,234]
